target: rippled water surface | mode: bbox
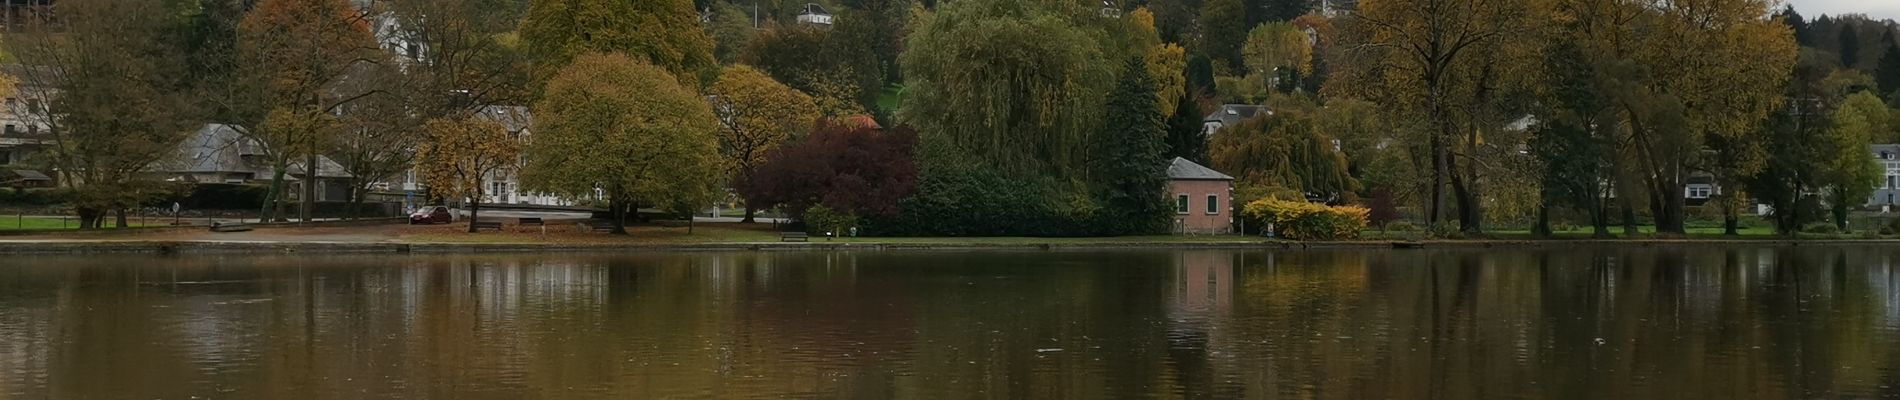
[3,248,1900,399]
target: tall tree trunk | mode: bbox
[1533,204,1551,238]
[466,186,483,233]
[76,208,100,230]
[1590,198,1610,238]
[1427,88,1449,232]
[1449,154,1481,234]
[1657,182,1686,234]
[114,208,127,229]
[1620,197,1637,236]
[742,206,756,224]
[1430,137,1447,230]
[268,163,291,222]
[609,195,630,235]
[302,149,318,223]
[1833,191,1850,232]
[1725,213,1740,236]
[344,178,360,221]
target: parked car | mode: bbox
[409,206,455,224]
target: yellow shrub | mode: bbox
[1242,198,1369,240]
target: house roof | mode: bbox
[1203,104,1269,128]
[801,3,830,15]
[164,124,351,179]
[837,115,882,130]
[1874,144,1900,158]
[3,169,49,181]
[1167,157,1233,181]
[476,105,531,132]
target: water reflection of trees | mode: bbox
[0,248,1897,398]
[1179,247,1900,399]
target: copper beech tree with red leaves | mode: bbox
[738,121,919,221]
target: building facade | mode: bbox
[1168,157,1235,234]
[1871,144,1900,207]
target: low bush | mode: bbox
[803,204,859,237]
[0,187,64,206]
[1241,198,1368,240]
[1385,220,1417,232]
[1801,223,1839,235]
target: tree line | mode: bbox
[8,0,1896,237]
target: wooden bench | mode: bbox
[518,217,545,226]
[780,232,809,242]
[471,221,504,231]
[209,222,252,232]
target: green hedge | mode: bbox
[868,163,1098,237]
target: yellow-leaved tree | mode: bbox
[709,65,819,223]
[416,117,521,233]
[524,53,722,234]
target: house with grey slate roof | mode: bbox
[1202,104,1269,137]
[160,124,355,202]
[1167,157,1235,234]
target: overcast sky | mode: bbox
[1789,0,1900,22]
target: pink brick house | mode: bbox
[1167,157,1234,234]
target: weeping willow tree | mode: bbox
[1208,102,1358,202]
[897,0,1113,179]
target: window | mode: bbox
[1206,195,1220,215]
[0,151,9,165]
[26,99,41,114]
[3,124,14,135]
[1176,194,1190,214]
[1686,185,1712,199]
[1889,175,1896,190]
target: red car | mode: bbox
[409,206,455,224]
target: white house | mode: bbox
[796,3,833,26]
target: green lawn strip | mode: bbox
[0,217,158,231]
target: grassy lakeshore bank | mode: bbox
[1,221,1897,255]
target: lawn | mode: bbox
[0,216,159,230]
[876,85,903,114]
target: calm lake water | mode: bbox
[2,248,1900,399]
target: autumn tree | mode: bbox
[1241,22,1311,89]
[523,53,723,233]
[237,0,383,222]
[1750,53,1837,235]
[742,23,883,117]
[1602,0,1793,234]
[1340,0,1537,233]
[387,0,529,117]
[1824,92,1887,231]
[707,1,758,64]
[4,0,201,229]
[415,117,520,232]
[709,65,820,223]
[518,0,715,88]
